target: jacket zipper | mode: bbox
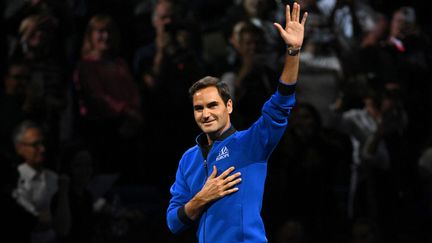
[203,159,208,243]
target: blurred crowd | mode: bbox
[0,0,431,242]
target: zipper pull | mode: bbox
[204,160,208,177]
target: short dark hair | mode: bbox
[189,76,232,105]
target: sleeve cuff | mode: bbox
[277,80,296,96]
[177,206,195,225]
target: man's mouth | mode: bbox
[203,120,215,125]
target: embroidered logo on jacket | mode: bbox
[216,146,230,161]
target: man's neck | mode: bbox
[205,123,232,145]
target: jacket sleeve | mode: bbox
[166,157,192,234]
[243,81,296,161]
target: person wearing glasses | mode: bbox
[12,120,70,243]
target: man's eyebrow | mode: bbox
[206,101,219,107]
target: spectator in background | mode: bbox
[133,0,175,80]
[295,0,343,127]
[330,83,414,242]
[224,0,281,55]
[53,143,95,243]
[386,6,432,134]
[74,14,143,174]
[12,120,69,243]
[267,102,351,242]
[133,0,203,91]
[1,152,36,243]
[133,0,205,188]
[330,88,389,220]
[10,14,68,151]
[221,20,277,129]
[0,61,32,154]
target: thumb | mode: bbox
[209,165,217,178]
[273,23,285,35]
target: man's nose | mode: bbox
[202,108,210,118]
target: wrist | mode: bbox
[193,192,209,206]
[286,45,301,56]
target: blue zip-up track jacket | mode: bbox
[167,84,296,243]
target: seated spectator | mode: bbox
[12,120,69,243]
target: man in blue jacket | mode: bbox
[167,3,308,242]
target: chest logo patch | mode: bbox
[216,146,230,161]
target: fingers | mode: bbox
[209,165,218,178]
[224,178,242,190]
[301,12,308,26]
[284,3,304,24]
[285,4,291,24]
[273,23,284,35]
[218,166,235,179]
[222,187,239,196]
[293,2,300,22]
[225,172,241,183]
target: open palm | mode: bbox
[274,2,308,48]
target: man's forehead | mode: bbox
[193,87,222,103]
[22,128,43,139]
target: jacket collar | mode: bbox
[196,125,236,147]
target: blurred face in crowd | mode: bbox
[238,31,260,57]
[27,22,54,49]
[91,22,113,53]
[19,15,58,58]
[390,8,416,38]
[193,86,233,139]
[4,64,30,95]
[28,28,46,48]
[15,128,46,168]
[153,1,173,33]
[243,0,268,18]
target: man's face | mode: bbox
[15,128,45,167]
[193,86,232,136]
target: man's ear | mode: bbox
[227,99,233,114]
